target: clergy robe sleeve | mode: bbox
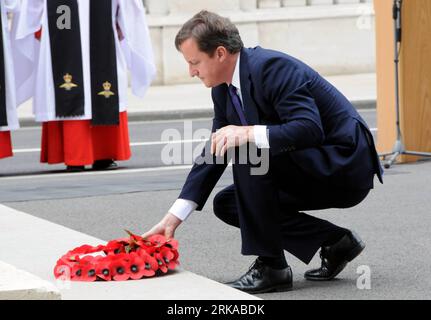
[117,0,156,98]
[4,0,20,12]
[261,58,326,156]
[1,0,20,131]
[178,89,230,211]
[11,0,43,105]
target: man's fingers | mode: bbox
[143,229,174,241]
[211,133,217,155]
[221,135,237,157]
[213,126,245,157]
[141,225,161,239]
[215,136,226,157]
[141,229,157,239]
[165,229,175,240]
[220,144,228,157]
[141,232,151,239]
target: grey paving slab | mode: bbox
[5,160,431,300]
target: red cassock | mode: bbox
[40,111,131,166]
[0,131,13,159]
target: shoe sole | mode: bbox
[305,240,366,281]
[238,283,293,294]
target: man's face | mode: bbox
[179,38,226,88]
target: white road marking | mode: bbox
[13,148,40,153]
[131,139,208,147]
[13,139,209,154]
[0,165,195,181]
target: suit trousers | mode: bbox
[213,157,370,264]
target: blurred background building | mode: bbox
[142,0,375,85]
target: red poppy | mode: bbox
[124,231,149,254]
[56,255,76,269]
[135,239,151,251]
[70,244,97,255]
[54,263,72,281]
[79,255,95,264]
[95,257,113,281]
[93,245,106,253]
[71,256,97,282]
[165,239,179,251]
[164,248,179,271]
[105,240,126,255]
[125,252,150,280]
[170,249,180,266]
[71,263,85,281]
[136,244,157,256]
[155,247,175,274]
[138,252,159,277]
[147,234,168,248]
[125,230,144,243]
[111,254,131,281]
[66,254,81,263]
[81,263,98,282]
[116,237,132,245]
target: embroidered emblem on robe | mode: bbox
[98,81,115,98]
[59,73,78,91]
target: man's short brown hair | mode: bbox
[175,10,244,56]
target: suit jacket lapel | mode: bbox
[239,49,260,125]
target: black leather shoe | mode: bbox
[66,165,85,172]
[226,258,293,294]
[92,159,118,171]
[304,230,365,281]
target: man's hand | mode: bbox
[211,125,254,157]
[141,213,182,240]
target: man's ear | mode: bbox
[216,46,228,61]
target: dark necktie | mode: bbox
[228,84,248,126]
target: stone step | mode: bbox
[0,261,60,300]
[0,205,259,300]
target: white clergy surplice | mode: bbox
[12,0,156,123]
[0,0,20,132]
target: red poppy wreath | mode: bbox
[54,231,179,282]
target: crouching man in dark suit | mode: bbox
[143,10,383,293]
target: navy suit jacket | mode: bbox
[179,47,384,211]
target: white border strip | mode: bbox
[0,165,195,182]
[13,139,209,154]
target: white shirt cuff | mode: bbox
[253,125,270,149]
[169,199,198,221]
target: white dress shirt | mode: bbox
[169,54,270,221]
